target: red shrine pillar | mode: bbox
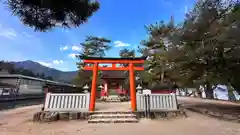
[89,63,98,111]
[129,63,136,111]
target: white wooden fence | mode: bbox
[136,93,178,112]
[44,93,90,112]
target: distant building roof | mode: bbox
[0,74,44,81]
[0,70,10,75]
[0,74,77,87]
[0,82,16,88]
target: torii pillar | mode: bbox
[89,62,98,111]
[129,63,136,110]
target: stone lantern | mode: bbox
[83,84,89,93]
[136,84,142,94]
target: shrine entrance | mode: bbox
[107,81,119,95]
[80,56,145,112]
[101,71,127,97]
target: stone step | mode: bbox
[107,95,120,98]
[106,96,120,99]
[105,100,121,102]
[108,95,119,97]
[106,99,121,101]
[89,113,137,119]
[106,97,120,99]
[105,97,121,102]
[89,111,135,115]
[87,111,139,124]
[106,97,120,100]
[88,118,138,123]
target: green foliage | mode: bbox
[119,48,135,58]
[139,17,175,86]
[167,0,240,95]
[74,36,111,86]
[118,48,136,89]
[139,0,240,97]
[78,36,111,58]
[6,0,100,31]
[119,48,135,67]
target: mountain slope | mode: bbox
[11,60,77,82]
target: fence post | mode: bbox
[143,94,151,119]
[86,93,90,110]
[147,94,151,118]
[144,94,147,118]
[44,93,51,111]
[42,87,49,111]
[170,93,177,110]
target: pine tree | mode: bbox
[7,0,100,31]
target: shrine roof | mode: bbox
[81,70,127,79]
[79,56,146,60]
[101,71,126,79]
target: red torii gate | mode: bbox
[80,56,145,112]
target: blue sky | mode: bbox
[0,0,196,71]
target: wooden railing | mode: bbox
[44,93,90,112]
[136,93,178,112]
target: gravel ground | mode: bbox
[0,98,240,135]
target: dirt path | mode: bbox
[0,99,240,135]
[177,96,240,106]
[0,105,42,127]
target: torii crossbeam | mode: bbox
[80,56,146,112]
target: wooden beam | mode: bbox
[83,66,144,71]
[83,60,144,64]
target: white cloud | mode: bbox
[0,25,17,40]
[53,60,64,64]
[37,60,64,67]
[72,45,82,51]
[68,53,77,59]
[60,46,68,51]
[37,61,52,67]
[114,40,130,47]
